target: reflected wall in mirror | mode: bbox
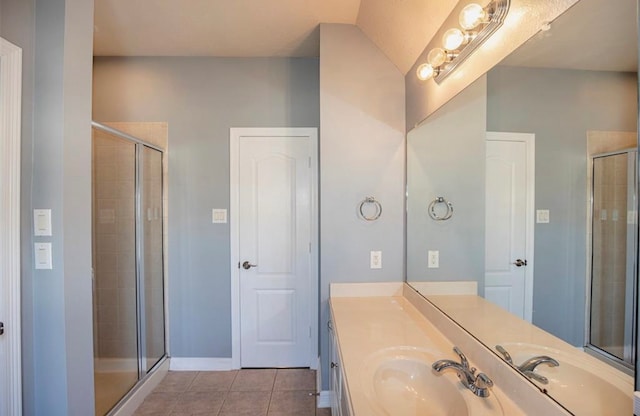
[406,0,637,411]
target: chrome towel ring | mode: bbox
[428,196,454,221]
[358,197,382,221]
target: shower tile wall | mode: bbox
[93,129,138,360]
[105,122,169,324]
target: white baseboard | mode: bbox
[112,358,169,416]
[169,357,234,371]
[317,390,332,408]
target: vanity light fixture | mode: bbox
[416,0,510,83]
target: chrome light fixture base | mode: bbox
[433,0,510,84]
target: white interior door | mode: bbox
[0,37,22,416]
[485,132,534,321]
[237,133,313,367]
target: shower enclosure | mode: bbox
[588,148,637,368]
[91,122,166,415]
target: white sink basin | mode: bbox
[361,347,504,416]
[497,343,633,416]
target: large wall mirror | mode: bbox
[405,0,638,412]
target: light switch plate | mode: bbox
[536,209,550,223]
[212,209,227,224]
[33,209,52,236]
[35,242,52,270]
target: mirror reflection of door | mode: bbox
[589,148,637,366]
[484,132,535,321]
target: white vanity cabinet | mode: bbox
[328,320,353,416]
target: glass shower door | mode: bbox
[589,150,637,366]
[92,124,167,415]
[92,129,139,415]
[141,145,166,372]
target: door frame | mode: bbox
[230,127,319,369]
[486,132,535,322]
[0,37,22,416]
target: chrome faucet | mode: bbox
[518,356,559,384]
[495,345,559,384]
[432,346,494,398]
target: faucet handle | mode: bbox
[495,345,513,364]
[453,346,469,369]
[474,372,494,398]
[475,372,494,389]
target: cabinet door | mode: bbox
[328,321,341,416]
[339,376,352,416]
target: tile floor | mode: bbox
[134,369,332,416]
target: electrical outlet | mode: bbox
[428,250,439,268]
[370,251,382,269]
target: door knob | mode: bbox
[242,261,257,270]
[0,322,4,336]
[513,259,528,267]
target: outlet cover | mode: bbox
[370,251,382,269]
[428,250,439,268]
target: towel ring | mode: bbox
[428,197,453,221]
[358,197,382,221]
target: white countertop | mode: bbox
[330,295,525,415]
[426,293,634,415]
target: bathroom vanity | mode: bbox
[329,282,633,415]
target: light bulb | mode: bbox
[416,63,434,81]
[427,48,447,67]
[459,3,486,30]
[442,28,465,51]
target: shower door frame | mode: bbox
[91,122,168,409]
[585,147,638,371]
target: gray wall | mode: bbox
[487,66,637,345]
[2,0,95,414]
[319,24,405,388]
[92,57,320,358]
[406,76,487,289]
[94,24,406,391]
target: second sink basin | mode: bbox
[497,342,633,416]
[360,347,504,416]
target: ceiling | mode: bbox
[501,0,637,72]
[94,0,637,76]
[93,0,457,75]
